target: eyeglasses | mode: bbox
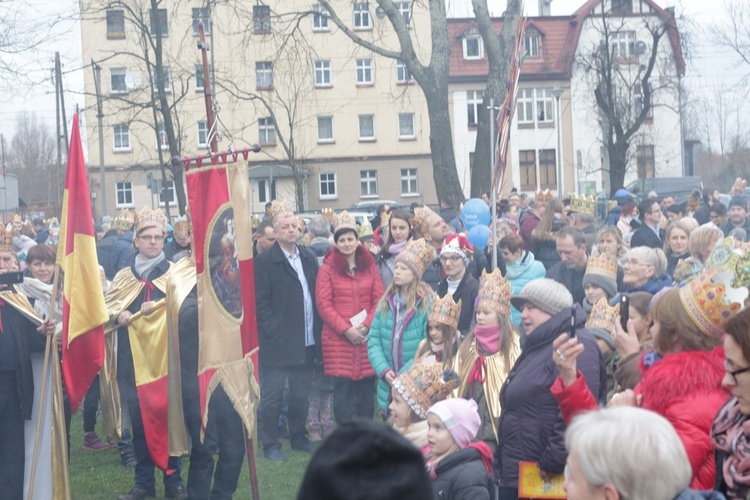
[724,360,750,384]
[439,255,462,263]
[138,235,163,242]
[622,259,653,268]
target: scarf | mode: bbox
[20,278,55,319]
[430,341,444,355]
[388,240,408,256]
[711,398,750,498]
[642,348,662,368]
[474,324,500,354]
[393,419,429,453]
[134,252,165,281]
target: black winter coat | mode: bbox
[178,287,199,400]
[97,230,118,280]
[116,258,170,401]
[109,231,135,277]
[433,448,495,500]
[2,305,45,420]
[494,306,606,489]
[437,272,479,337]
[254,242,322,366]
[630,224,665,249]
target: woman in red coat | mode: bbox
[316,211,384,424]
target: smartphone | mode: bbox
[620,295,630,331]
[569,305,577,338]
[0,271,24,286]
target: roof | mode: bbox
[248,164,311,179]
[448,0,686,83]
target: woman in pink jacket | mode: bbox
[316,212,384,425]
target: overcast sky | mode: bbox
[0,0,744,152]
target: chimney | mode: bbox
[538,0,552,16]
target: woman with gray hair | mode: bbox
[622,246,671,294]
[564,406,724,500]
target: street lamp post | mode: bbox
[551,87,564,198]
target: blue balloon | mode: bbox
[467,224,491,250]
[461,198,491,230]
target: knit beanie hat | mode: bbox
[729,196,747,211]
[427,398,481,449]
[510,278,573,316]
[296,420,433,500]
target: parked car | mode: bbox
[625,176,703,205]
[348,200,406,216]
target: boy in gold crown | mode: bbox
[105,206,186,499]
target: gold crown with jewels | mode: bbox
[392,357,460,419]
[586,252,618,281]
[429,293,462,331]
[111,208,135,231]
[269,198,294,225]
[679,268,748,339]
[333,210,357,234]
[477,268,511,316]
[411,206,440,238]
[535,189,553,205]
[570,194,596,216]
[135,206,168,234]
[586,297,619,333]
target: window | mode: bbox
[539,149,557,189]
[611,0,632,13]
[253,5,271,33]
[463,36,483,60]
[536,88,554,123]
[401,168,418,195]
[192,8,211,35]
[517,88,534,124]
[467,90,483,126]
[195,64,213,91]
[398,113,415,139]
[359,114,375,140]
[396,60,413,83]
[637,145,655,178]
[256,61,273,89]
[110,67,127,93]
[317,116,334,143]
[197,121,209,148]
[115,181,133,207]
[356,58,373,84]
[312,4,329,31]
[519,150,536,190]
[524,35,539,57]
[396,2,411,27]
[360,170,378,196]
[611,31,635,59]
[259,117,276,144]
[149,8,168,36]
[314,60,331,87]
[159,179,176,206]
[257,179,276,203]
[151,66,171,93]
[106,10,125,38]
[157,123,169,150]
[113,124,130,151]
[353,3,371,29]
[319,173,337,199]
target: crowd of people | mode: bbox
[5,178,750,499]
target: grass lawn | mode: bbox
[68,413,310,499]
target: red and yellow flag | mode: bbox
[57,114,109,412]
[186,163,260,437]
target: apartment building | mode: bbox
[79,0,438,218]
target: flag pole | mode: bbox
[197,21,260,499]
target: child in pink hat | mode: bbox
[425,398,495,499]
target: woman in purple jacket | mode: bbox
[494,279,606,500]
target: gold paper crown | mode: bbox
[45,217,59,227]
[429,293,462,331]
[732,178,747,195]
[321,208,334,221]
[391,357,460,419]
[251,215,261,229]
[570,194,596,215]
[0,224,12,252]
[585,252,618,281]
[586,297,620,333]
[268,198,294,224]
[333,210,357,234]
[535,189,553,204]
[411,206,440,237]
[297,216,306,232]
[477,268,511,316]
[679,268,748,338]
[111,208,135,231]
[135,205,168,234]
[173,215,190,235]
[705,237,750,289]
[395,238,435,278]
[358,221,374,240]
[11,214,22,223]
[608,200,618,212]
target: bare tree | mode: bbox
[575,12,678,196]
[711,0,750,85]
[8,112,57,205]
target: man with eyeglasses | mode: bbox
[630,198,665,249]
[106,206,186,500]
[436,234,479,337]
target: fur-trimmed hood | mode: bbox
[323,245,375,275]
[637,345,728,415]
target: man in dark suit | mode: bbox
[254,199,322,462]
[630,198,665,249]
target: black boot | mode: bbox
[116,486,155,500]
